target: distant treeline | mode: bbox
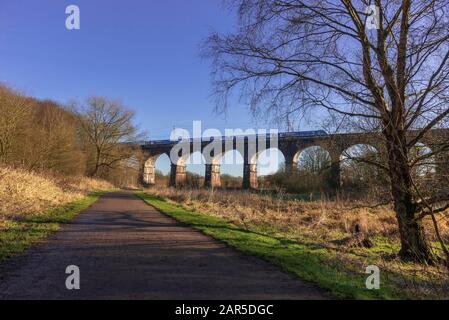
[0,85,142,186]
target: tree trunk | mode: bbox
[89,146,101,177]
[384,127,434,263]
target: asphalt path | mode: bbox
[0,192,328,299]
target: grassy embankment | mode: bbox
[137,188,449,300]
[0,167,114,262]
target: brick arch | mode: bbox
[293,146,332,172]
[416,134,449,185]
[211,148,244,165]
[293,145,333,164]
[143,153,169,186]
[339,143,382,189]
[409,141,436,176]
[340,143,380,161]
[253,147,286,177]
[250,147,285,164]
[211,149,245,188]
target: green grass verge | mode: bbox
[136,191,406,300]
[0,191,108,263]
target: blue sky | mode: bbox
[0,0,289,176]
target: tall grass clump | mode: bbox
[0,166,113,220]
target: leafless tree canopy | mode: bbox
[205,0,449,263]
[75,97,139,178]
[207,0,449,130]
[0,85,142,186]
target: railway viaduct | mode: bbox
[138,129,449,190]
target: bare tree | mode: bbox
[0,85,31,164]
[204,0,449,263]
[75,97,138,177]
[298,147,332,175]
[25,100,87,174]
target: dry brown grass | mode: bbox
[0,166,114,219]
[148,186,449,242]
[146,186,449,298]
